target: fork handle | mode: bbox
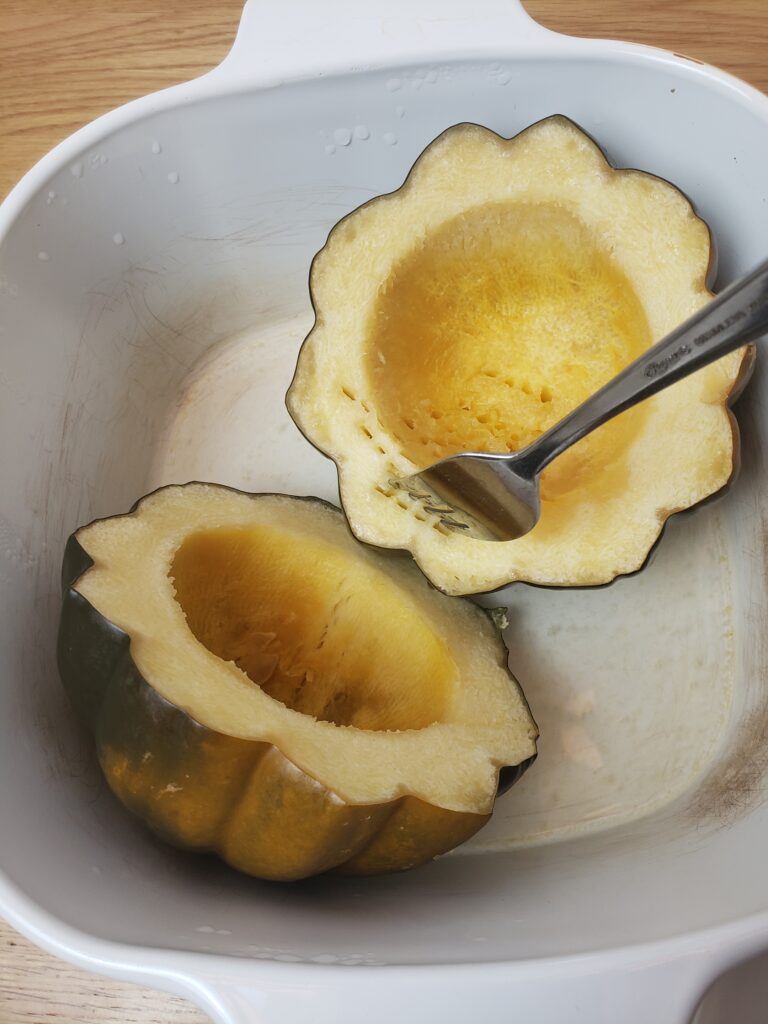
[514,257,768,477]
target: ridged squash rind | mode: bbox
[57,484,537,880]
[287,116,752,596]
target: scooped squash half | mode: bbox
[287,116,751,596]
[57,483,537,880]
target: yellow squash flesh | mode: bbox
[57,484,537,880]
[287,116,750,595]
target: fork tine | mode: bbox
[390,472,498,540]
[392,453,540,541]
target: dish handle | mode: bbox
[214,0,558,85]
[189,950,724,1024]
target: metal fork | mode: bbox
[395,257,768,541]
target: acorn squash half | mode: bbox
[287,116,751,595]
[57,483,537,880]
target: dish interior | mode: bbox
[2,55,768,966]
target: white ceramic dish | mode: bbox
[2,2,768,1021]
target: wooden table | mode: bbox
[1,1,766,1020]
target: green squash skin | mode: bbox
[59,535,269,855]
[57,495,535,881]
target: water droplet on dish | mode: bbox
[312,953,339,963]
[112,232,125,246]
[167,171,180,184]
[216,929,232,936]
[411,76,424,89]
[333,128,352,147]
[395,105,406,118]
[99,154,108,165]
[383,132,398,146]
[353,124,370,140]
[425,69,438,84]
[324,144,336,155]
[37,251,50,262]
[497,71,512,85]
[386,77,403,92]
[45,190,57,206]
[70,162,84,179]
[151,140,162,155]
[195,925,215,934]
[61,197,70,206]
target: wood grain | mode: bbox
[0,921,206,1023]
[0,0,243,201]
[1,1,766,1021]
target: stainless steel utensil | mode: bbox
[395,258,768,541]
